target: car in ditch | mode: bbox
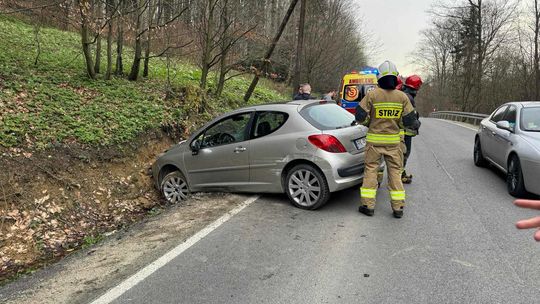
[151,100,379,210]
[474,101,540,197]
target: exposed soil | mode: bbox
[0,192,249,304]
[0,131,179,283]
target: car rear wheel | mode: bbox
[285,164,330,210]
[161,171,189,203]
[474,137,488,167]
[507,156,527,197]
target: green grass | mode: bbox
[0,16,288,149]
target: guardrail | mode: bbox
[429,111,489,126]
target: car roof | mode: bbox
[231,99,328,112]
[502,101,540,107]
[519,101,540,108]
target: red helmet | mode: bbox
[396,76,404,90]
[405,75,423,90]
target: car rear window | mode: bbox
[300,104,355,130]
[521,107,540,132]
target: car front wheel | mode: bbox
[474,137,488,167]
[285,164,330,210]
[161,171,189,203]
[507,156,527,197]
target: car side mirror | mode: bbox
[496,120,513,132]
[190,139,201,155]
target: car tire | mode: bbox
[161,171,190,204]
[285,164,330,210]
[474,137,488,167]
[507,156,527,198]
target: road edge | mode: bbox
[89,195,260,304]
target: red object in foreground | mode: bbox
[308,134,347,153]
[345,108,356,114]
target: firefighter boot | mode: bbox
[401,171,413,184]
[358,205,375,216]
[393,207,403,218]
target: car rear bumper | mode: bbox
[314,150,384,192]
[337,163,365,177]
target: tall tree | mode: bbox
[77,0,96,79]
[292,0,305,95]
[244,0,299,102]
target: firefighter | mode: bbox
[401,75,423,184]
[355,61,420,218]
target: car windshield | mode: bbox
[521,107,540,132]
[300,103,355,130]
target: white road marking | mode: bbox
[451,259,477,268]
[435,118,479,131]
[90,195,260,304]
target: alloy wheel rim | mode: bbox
[288,169,321,207]
[163,176,188,203]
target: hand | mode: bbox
[514,199,540,241]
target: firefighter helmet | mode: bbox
[376,60,399,80]
[405,75,423,90]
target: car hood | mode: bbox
[521,132,540,153]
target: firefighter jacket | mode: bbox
[403,92,420,137]
[355,87,418,146]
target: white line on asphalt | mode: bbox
[435,118,479,131]
[90,195,260,304]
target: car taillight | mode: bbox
[308,134,347,153]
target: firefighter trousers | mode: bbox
[360,144,405,211]
[403,135,413,168]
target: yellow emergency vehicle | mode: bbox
[339,68,378,114]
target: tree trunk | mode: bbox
[199,0,215,90]
[244,0,299,102]
[216,53,227,97]
[105,0,114,80]
[143,0,153,78]
[292,0,306,95]
[143,39,151,77]
[128,1,145,81]
[115,1,124,76]
[94,0,102,74]
[79,0,96,79]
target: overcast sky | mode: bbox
[354,0,436,77]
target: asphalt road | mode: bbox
[100,118,540,304]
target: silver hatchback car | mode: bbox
[474,102,540,197]
[152,100,376,209]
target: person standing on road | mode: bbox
[294,83,313,100]
[355,61,420,218]
[401,75,423,184]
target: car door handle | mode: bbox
[491,131,496,135]
[234,146,247,153]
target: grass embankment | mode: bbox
[0,15,287,149]
[0,16,288,283]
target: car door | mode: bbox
[491,105,517,167]
[482,105,508,160]
[248,111,290,192]
[184,112,253,190]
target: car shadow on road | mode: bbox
[484,164,540,199]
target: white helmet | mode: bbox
[377,60,399,80]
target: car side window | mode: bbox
[503,106,517,129]
[490,106,508,123]
[199,113,252,148]
[252,111,289,139]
